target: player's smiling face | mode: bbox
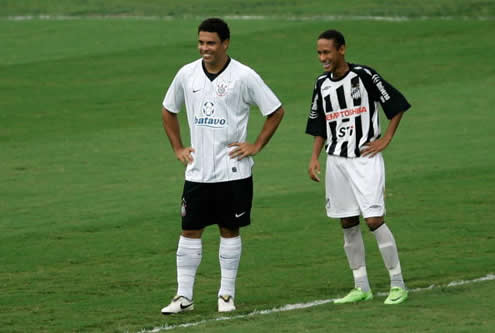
[198,31,229,69]
[317,38,346,74]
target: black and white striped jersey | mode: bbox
[305,63,411,158]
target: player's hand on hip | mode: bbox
[308,159,321,182]
[228,142,259,160]
[360,137,390,157]
[175,147,195,165]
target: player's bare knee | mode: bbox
[182,229,203,238]
[340,216,360,229]
[219,226,240,238]
[365,217,384,231]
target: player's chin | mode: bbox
[202,54,214,62]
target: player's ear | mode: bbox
[338,44,346,56]
[223,39,230,51]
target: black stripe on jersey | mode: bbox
[328,121,338,154]
[324,94,333,112]
[354,115,363,157]
[367,98,376,142]
[336,85,347,109]
[340,141,348,158]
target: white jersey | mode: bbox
[163,58,282,183]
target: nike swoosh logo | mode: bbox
[192,89,201,93]
[235,212,246,218]
[219,295,232,302]
[180,303,193,310]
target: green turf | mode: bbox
[171,282,495,333]
[2,0,495,17]
[1,1,495,332]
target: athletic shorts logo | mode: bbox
[235,212,246,218]
[181,198,187,217]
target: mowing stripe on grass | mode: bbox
[137,273,495,333]
[4,15,495,21]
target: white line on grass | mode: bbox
[4,15,495,22]
[137,273,495,333]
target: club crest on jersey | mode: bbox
[194,101,227,128]
[216,81,230,97]
[351,81,362,105]
[351,82,361,100]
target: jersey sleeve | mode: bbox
[305,79,327,138]
[162,68,185,113]
[245,69,282,116]
[364,67,411,119]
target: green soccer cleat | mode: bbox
[384,287,408,305]
[334,288,373,304]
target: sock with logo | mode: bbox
[176,236,202,300]
[373,223,406,289]
[343,224,371,292]
[218,236,242,298]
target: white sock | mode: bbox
[343,225,371,292]
[218,236,242,298]
[373,223,406,289]
[176,236,202,300]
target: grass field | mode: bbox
[3,0,495,17]
[1,1,495,332]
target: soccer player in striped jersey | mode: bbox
[160,18,284,314]
[306,30,410,305]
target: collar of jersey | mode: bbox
[202,57,231,82]
[327,62,352,82]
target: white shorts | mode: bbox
[325,153,386,219]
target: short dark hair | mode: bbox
[198,18,230,41]
[318,29,346,49]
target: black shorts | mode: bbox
[180,177,253,230]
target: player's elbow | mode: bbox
[162,107,176,122]
[270,106,285,122]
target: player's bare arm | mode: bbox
[361,111,404,157]
[229,107,284,160]
[162,107,195,165]
[309,136,325,182]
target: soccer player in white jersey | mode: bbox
[160,18,284,314]
[306,30,410,305]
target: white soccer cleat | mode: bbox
[218,295,236,312]
[161,295,194,315]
